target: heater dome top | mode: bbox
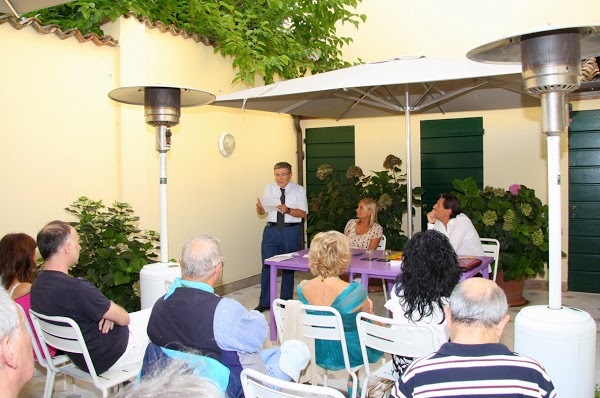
[108,85,215,107]
[467,25,600,64]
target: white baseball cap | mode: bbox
[279,340,311,382]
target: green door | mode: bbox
[568,109,600,293]
[420,117,484,228]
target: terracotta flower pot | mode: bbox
[496,270,529,307]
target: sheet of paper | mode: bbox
[266,252,299,262]
[260,196,281,212]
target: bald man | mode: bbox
[392,278,556,398]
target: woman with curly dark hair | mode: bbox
[384,229,461,372]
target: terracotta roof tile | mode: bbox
[0,13,215,48]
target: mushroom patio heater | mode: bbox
[468,26,600,397]
[109,86,215,309]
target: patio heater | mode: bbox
[468,26,599,397]
[108,86,215,309]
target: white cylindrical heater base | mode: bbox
[514,305,596,397]
[139,262,182,309]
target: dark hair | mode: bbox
[0,233,38,290]
[274,162,292,172]
[37,220,72,260]
[393,230,461,323]
[440,193,462,219]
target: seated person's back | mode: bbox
[297,231,382,370]
[30,220,149,375]
[146,234,306,398]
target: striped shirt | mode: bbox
[391,342,556,398]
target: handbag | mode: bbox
[365,376,395,398]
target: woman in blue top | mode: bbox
[296,230,383,395]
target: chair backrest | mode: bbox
[356,312,438,378]
[272,299,353,372]
[29,310,104,387]
[376,235,387,250]
[15,303,47,368]
[241,368,346,398]
[480,238,500,282]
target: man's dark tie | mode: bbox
[277,188,286,231]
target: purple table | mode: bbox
[264,248,493,341]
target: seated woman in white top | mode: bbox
[343,198,383,250]
[384,229,461,373]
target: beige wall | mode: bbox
[339,0,600,63]
[0,17,294,284]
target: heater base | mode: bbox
[140,262,182,310]
[514,305,596,397]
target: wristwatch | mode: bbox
[285,207,291,214]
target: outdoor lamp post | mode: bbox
[468,26,600,397]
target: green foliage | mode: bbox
[65,196,159,312]
[452,177,549,282]
[23,0,366,85]
[307,155,423,250]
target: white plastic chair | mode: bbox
[356,312,438,398]
[376,235,387,251]
[480,238,500,282]
[29,310,141,398]
[376,235,392,300]
[17,304,71,397]
[241,368,346,398]
[272,299,362,398]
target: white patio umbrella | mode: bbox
[1,0,74,17]
[213,56,540,236]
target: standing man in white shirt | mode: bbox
[254,162,308,312]
[427,193,484,256]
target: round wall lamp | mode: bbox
[218,131,236,157]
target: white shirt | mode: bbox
[428,213,484,256]
[384,287,450,350]
[262,181,308,223]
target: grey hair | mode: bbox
[113,360,224,398]
[449,279,508,328]
[0,286,20,340]
[180,235,224,280]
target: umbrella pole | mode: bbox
[405,86,413,238]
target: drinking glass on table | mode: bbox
[382,250,392,261]
[365,249,375,261]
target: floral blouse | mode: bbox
[344,219,383,249]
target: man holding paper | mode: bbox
[254,162,308,312]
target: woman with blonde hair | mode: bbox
[344,198,382,249]
[296,231,382,396]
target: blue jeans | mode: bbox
[258,224,301,308]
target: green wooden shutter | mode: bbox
[420,117,484,227]
[568,109,600,293]
[305,126,355,197]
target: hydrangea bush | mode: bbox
[307,155,424,250]
[452,177,549,282]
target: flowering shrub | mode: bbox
[307,155,424,250]
[452,177,549,282]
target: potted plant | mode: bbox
[307,155,424,250]
[452,178,549,304]
[65,196,160,312]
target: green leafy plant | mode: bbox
[307,155,424,250]
[452,177,549,282]
[65,196,159,312]
[22,0,366,85]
